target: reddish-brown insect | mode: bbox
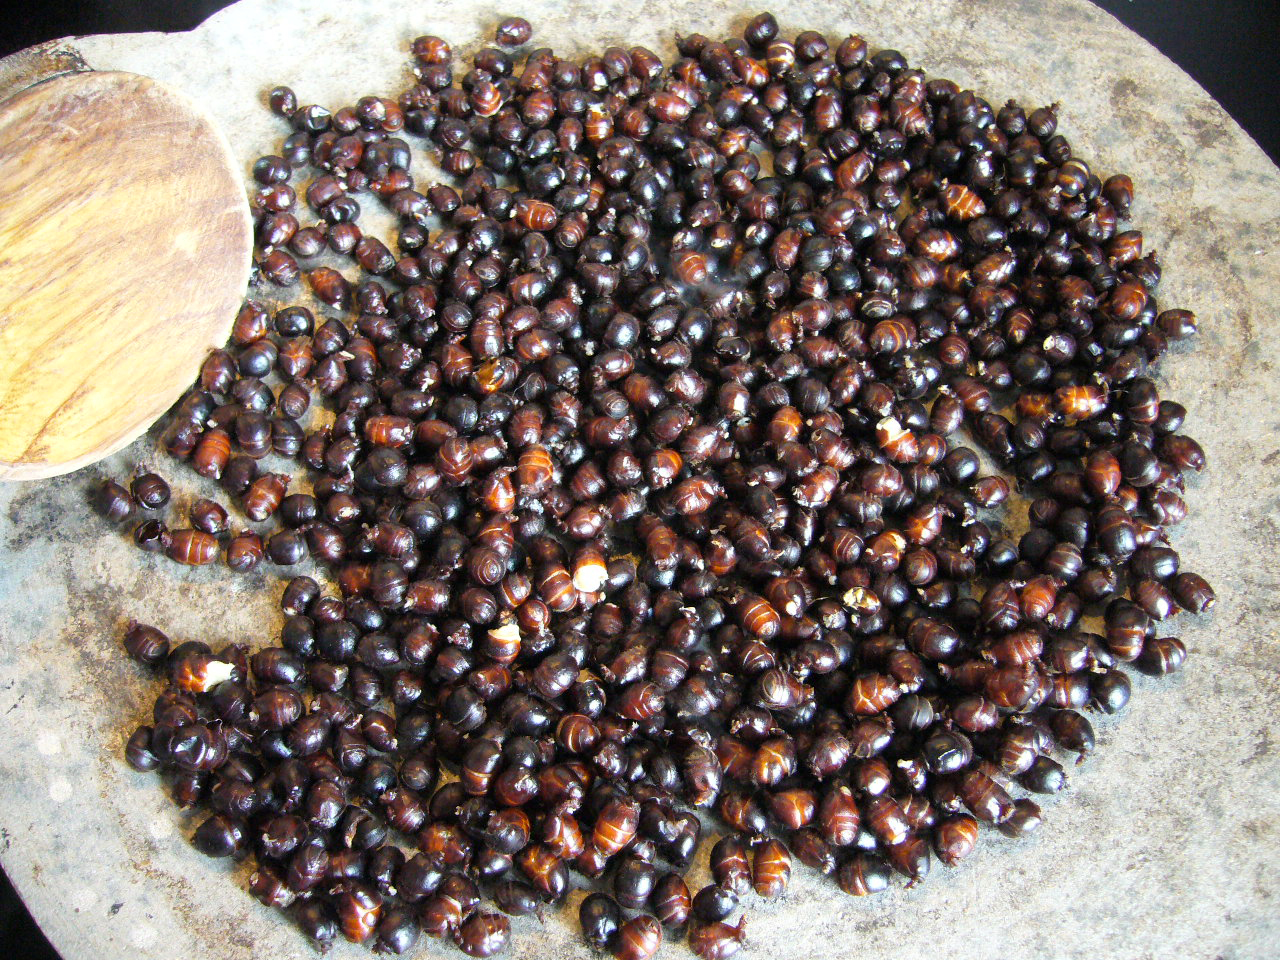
[516,198,558,231]
[818,784,861,846]
[517,844,568,899]
[616,682,664,721]
[767,787,817,830]
[715,735,754,781]
[517,444,555,493]
[837,853,890,896]
[438,437,475,484]
[571,543,609,593]
[538,564,578,613]
[988,629,1044,666]
[934,814,981,866]
[750,736,796,787]
[735,594,780,640]
[541,811,586,860]
[167,529,219,565]
[852,757,893,796]
[870,318,916,355]
[767,406,803,445]
[972,250,1016,286]
[958,768,1014,823]
[865,794,911,846]
[689,917,747,960]
[985,662,1041,710]
[469,80,503,117]
[904,504,944,545]
[364,415,414,447]
[192,428,231,479]
[516,597,551,634]
[276,337,313,380]
[615,915,662,960]
[243,473,289,521]
[584,103,612,142]
[1020,575,1059,621]
[709,836,752,896]
[845,672,901,716]
[333,880,382,943]
[456,912,510,958]
[886,830,931,883]
[719,790,767,835]
[672,475,722,516]
[592,798,639,856]
[941,182,985,220]
[915,227,961,261]
[793,465,839,507]
[751,838,791,899]
[474,357,518,395]
[673,250,710,285]
[645,449,684,488]
[876,417,919,462]
[651,872,692,928]
[1055,385,1108,419]
[477,471,517,513]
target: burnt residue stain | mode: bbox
[58,582,149,726]
[1111,76,1140,105]
[1244,729,1272,765]
[1108,76,1192,179]
[1183,101,1232,152]
[3,473,89,552]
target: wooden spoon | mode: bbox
[0,69,251,480]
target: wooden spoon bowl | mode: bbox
[0,70,251,480]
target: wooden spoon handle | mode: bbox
[0,38,91,103]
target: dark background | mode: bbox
[0,2,1276,958]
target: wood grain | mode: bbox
[0,70,251,480]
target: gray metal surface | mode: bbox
[0,1,1275,958]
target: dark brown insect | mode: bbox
[837,854,891,896]
[708,836,751,896]
[189,498,229,536]
[1172,573,1215,613]
[456,912,510,958]
[131,472,171,510]
[133,518,171,553]
[958,769,1014,823]
[122,621,169,666]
